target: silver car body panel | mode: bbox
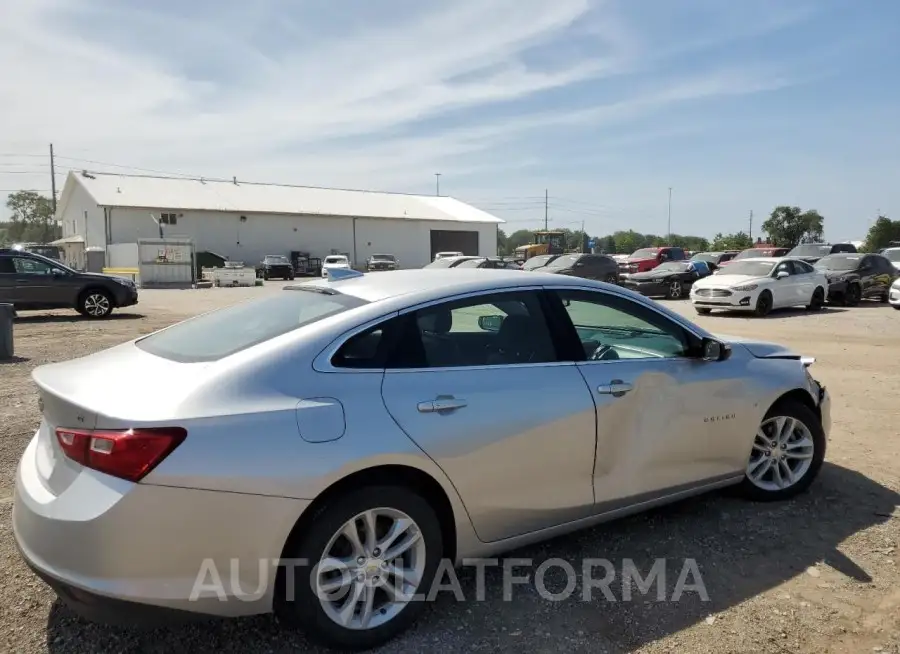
[13,269,830,617]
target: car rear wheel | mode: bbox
[666,281,684,299]
[806,287,825,311]
[844,283,861,306]
[77,289,113,319]
[277,486,443,650]
[754,291,773,317]
[695,307,712,315]
[735,400,825,501]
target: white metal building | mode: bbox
[53,171,503,270]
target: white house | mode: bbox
[53,171,503,270]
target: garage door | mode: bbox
[430,230,479,258]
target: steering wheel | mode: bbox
[590,344,620,361]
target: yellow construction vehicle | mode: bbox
[513,230,566,260]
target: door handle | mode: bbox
[597,380,633,397]
[417,398,468,413]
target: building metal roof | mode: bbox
[58,171,503,224]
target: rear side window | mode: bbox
[136,288,368,362]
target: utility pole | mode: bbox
[49,143,57,214]
[667,187,672,241]
[434,173,441,196]
[581,219,586,253]
[544,189,549,231]
[748,210,753,241]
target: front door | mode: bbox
[10,256,79,309]
[547,288,752,506]
[379,289,598,543]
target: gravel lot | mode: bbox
[1,283,898,653]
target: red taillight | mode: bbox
[55,427,186,482]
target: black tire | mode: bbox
[605,273,618,285]
[844,283,861,307]
[263,271,270,281]
[695,307,712,315]
[879,292,889,303]
[806,287,825,311]
[276,486,444,651]
[77,289,114,319]
[734,399,826,502]
[666,281,684,300]
[754,291,773,317]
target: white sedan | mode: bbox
[690,257,827,317]
[322,255,351,277]
[890,278,900,310]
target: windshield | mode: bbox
[655,261,691,272]
[733,249,770,260]
[324,256,347,264]
[883,249,900,262]
[788,244,832,257]
[264,255,289,264]
[629,248,658,259]
[814,254,862,271]
[371,254,395,261]
[719,260,776,277]
[455,258,485,268]
[522,255,557,270]
[136,288,368,363]
[545,254,581,269]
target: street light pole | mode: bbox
[435,173,441,196]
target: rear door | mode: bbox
[379,289,598,542]
[545,287,750,505]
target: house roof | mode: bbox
[57,171,503,224]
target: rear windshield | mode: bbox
[788,244,832,257]
[136,287,368,363]
[324,256,347,264]
[425,257,461,268]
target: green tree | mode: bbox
[862,215,900,252]
[5,191,60,243]
[506,229,533,253]
[710,231,753,251]
[760,206,824,248]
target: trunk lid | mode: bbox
[30,342,209,495]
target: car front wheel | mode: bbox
[277,486,443,650]
[736,400,825,502]
[78,289,113,319]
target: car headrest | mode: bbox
[418,308,452,334]
[496,314,536,348]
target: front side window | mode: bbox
[388,291,558,368]
[554,290,692,360]
[12,257,56,275]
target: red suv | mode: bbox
[618,246,686,277]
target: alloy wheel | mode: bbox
[316,508,427,631]
[746,416,815,492]
[83,293,110,317]
[668,281,683,299]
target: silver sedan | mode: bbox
[13,268,831,650]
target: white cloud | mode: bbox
[0,0,811,200]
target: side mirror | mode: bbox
[477,315,504,332]
[701,339,731,362]
[51,268,67,277]
[776,271,789,279]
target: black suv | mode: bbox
[535,253,619,283]
[0,249,138,318]
[787,242,857,264]
[255,255,295,280]
[813,253,897,305]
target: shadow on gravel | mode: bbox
[44,463,898,653]
[15,313,145,324]
[0,356,29,364]
[710,307,848,320]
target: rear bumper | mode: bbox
[13,430,310,622]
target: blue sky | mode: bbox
[1,0,898,241]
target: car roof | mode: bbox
[290,268,605,303]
